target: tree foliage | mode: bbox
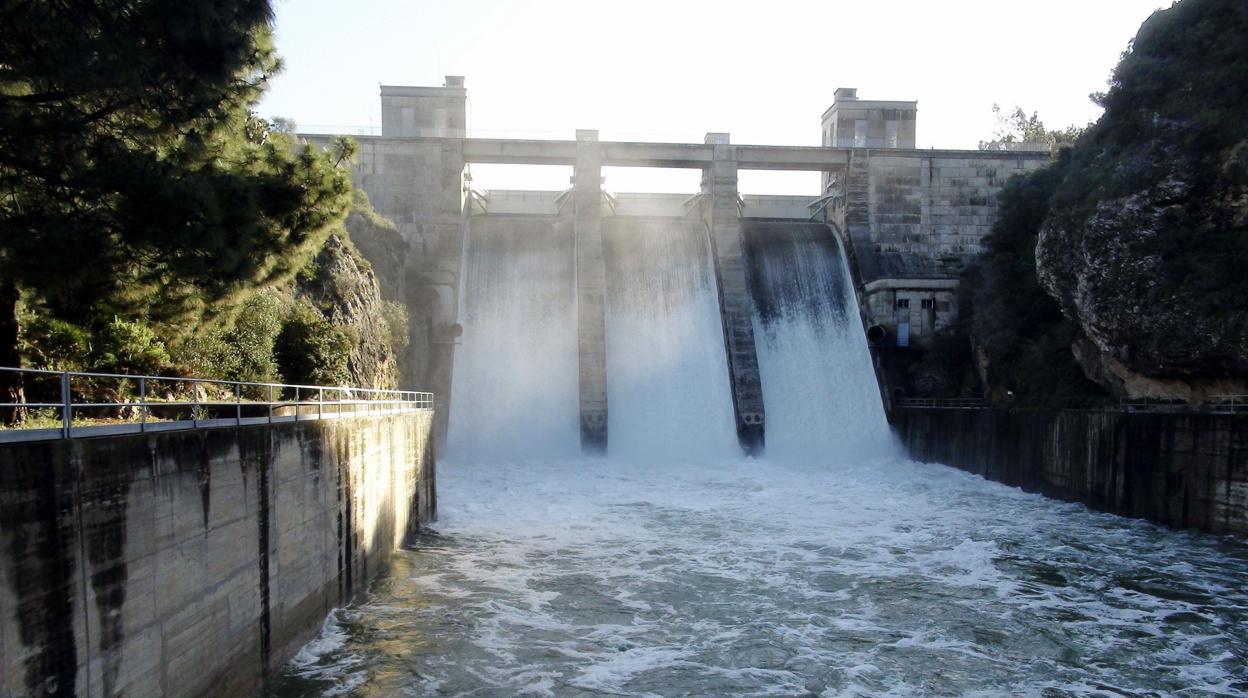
[0,0,354,367]
[962,0,1248,398]
[962,158,1104,399]
[274,301,354,387]
[1038,0,1248,380]
[978,104,1083,151]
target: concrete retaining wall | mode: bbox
[0,412,435,697]
[894,407,1248,536]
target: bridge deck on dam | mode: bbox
[302,133,1044,171]
[308,135,853,170]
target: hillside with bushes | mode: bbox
[934,0,1247,403]
[0,1,411,422]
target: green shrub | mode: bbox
[228,293,284,383]
[92,317,171,375]
[173,292,285,383]
[961,161,1105,400]
[274,301,353,387]
[382,300,410,354]
[19,309,90,370]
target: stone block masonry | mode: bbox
[0,412,435,697]
[894,407,1248,536]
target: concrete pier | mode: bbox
[701,134,766,454]
[574,130,609,452]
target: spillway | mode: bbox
[743,221,893,461]
[602,217,739,460]
[283,213,1248,697]
[446,216,580,461]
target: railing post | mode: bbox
[192,379,199,428]
[295,386,300,421]
[60,371,71,439]
[268,384,273,424]
[318,387,324,421]
[236,383,242,426]
[139,377,147,433]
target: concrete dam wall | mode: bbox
[445,213,885,460]
[894,407,1248,536]
[0,412,435,697]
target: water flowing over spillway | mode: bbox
[446,216,580,461]
[278,213,1248,696]
[743,221,893,460]
[603,218,738,460]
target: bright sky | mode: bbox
[259,0,1166,195]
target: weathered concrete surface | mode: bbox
[574,131,608,452]
[702,135,766,454]
[894,407,1248,536]
[0,412,435,697]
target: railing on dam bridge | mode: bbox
[0,366,433,444]
[897,396,1248,414]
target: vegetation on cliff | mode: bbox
[1035,0,1248,398]
[944,0,1246,402]
[961,157,1105,401]
[0,1,411,420]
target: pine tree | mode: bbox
[0,1,355,421]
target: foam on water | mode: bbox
[276,216,1248,696]
[274,456,1248,696]
[603,218,739,460]
[447,216,580,461]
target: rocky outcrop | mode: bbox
[1033,0,1248,401]
[344,193,407,303]
[1036,140,1248,399]
[341,192,434,391]
[1070,335,1248,403]
[298,234,399,390]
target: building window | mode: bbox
[854,120,868,147]
[896,298,909,309]
[886,120,900,148]
[920,298,935,310]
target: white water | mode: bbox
[744,222,893,461]
[603,218,738,460]
[279,216,1248,696]
[446,216,580,461]
[277,456,1248,696]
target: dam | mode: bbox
[0,73,1241,696]
[269,79,1248,696]
[270,207,1248,695]
[301,77,1053,456]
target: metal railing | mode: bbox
[896,398,990,409]
[0,366,433,444]
[1209,395,1248,411]
[897,395,1248,413]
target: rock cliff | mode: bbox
[297,233,399,390]
[1034,0,1248,400]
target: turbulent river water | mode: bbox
[273,454,1248,696]
[272,217,1248,695]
